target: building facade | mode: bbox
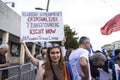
[0,0,41,64]
[102,40,120,53]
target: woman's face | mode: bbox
[0,48,7,55]
[49,48,61,64]
[97,60,105,67]
[85,42,90,49]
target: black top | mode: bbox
[0,54,8,80]
[89,59,100,78]
[0,54,6,64]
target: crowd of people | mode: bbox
[1,36,120,80]
[20,36,120,80]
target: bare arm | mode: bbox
[80,57,89,80]
[61,37,67,57]
[0,63,10,68]
[36,67,44,80]
[0,55,10,68]
[20,40,39,67]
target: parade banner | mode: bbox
[21,12,64,42]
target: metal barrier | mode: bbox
[0,65,20,80]
[5,75,19,80]
[0,63,36,80]
[20,69,36,80]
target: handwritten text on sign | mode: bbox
[21,12,64,42]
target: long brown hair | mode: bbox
[45,46,64,70]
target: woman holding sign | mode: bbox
[20,40,73,80]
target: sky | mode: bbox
[2,0,120,50]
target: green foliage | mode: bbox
[50,24,79,49]
[64,24,79,49]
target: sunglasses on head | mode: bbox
[42,43,60,49]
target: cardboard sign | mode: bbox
[21,12,64,42]
[98,68,112,80]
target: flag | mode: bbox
[102,48,107,55]
[101,14,120,35]
[64,62,73,80]
[88,44,94,56]
[112,47,115,56]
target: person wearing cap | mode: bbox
[0,44,10,80]
[69,36,92,80]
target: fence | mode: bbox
[0,63,36,80]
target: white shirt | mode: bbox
[69,48,91,80]
[61,46,66,57]
[115,64,120,80]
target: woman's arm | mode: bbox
[0,63,10,68]
[20,40,39,67]
[36,66,44,80]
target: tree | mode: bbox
[64,24,79,49]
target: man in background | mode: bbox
[0,44,10,80]
[69,36,91,80]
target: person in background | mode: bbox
[34,47,48,60]
[40,47,48,60]
[109,49,120,80]
[94,50,102,53]
[114,55,120,80]
[102,50,112,75]
[107,52,112,60]
[0,44,10,80]
[60,37,67,58]
[64,49,73,61]
[69,36,92,80]
[89,52,107,80]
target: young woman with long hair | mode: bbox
[20,40,73,80]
